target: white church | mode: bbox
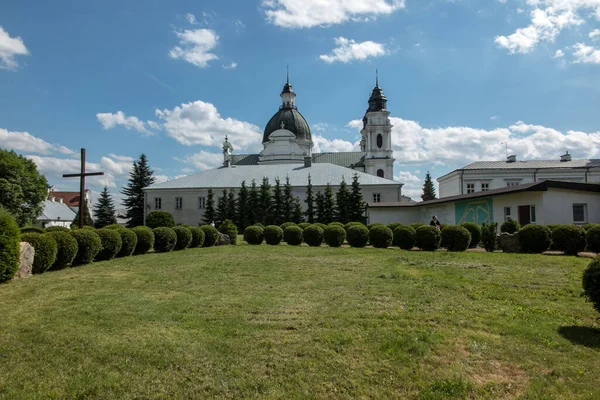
[143,75,410,226]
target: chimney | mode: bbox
[58,198,63,204]
[50,197,56,202]
[304,156,312,168]
[560,151,572,162]
[224,159,231,168]
[506,155,517,163]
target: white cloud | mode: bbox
[590,29,600,40]
[185,13,197,25]
[319,37,387,63]
[96,111,152,134]
[0,128,73,155]
[26,155,117,188]
[154,175,169,184]
[223,61,238,69]
[100,154,134,176]
[312,134,359,153]
[169,29,219,68]
[177,150,224,171]
[554,49,565,58]
[147,120,162,130]
[573,42,600,64]
[263,0,405,28]
[0,26,29,70]
[156,100,263,151]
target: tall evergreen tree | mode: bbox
[321,184,336,224]
[258,177,273,225]
[272,178,284,225]
[334,177,351,223]
[421,171,437,201]
[292,197,304,224]
[121,154,155,227]
[283,176,294,223]
[236,181,250,230]
[349,174,366,223]
[315,192,325,223]
[305,174,316,223]
[71,205,94,228]
[216,189,228,224]
[203,188,216,224]
[227,190,236,223]
[248,180,259,226]
[93,186,117,228]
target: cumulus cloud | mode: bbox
[572,42,600,64]
[262,0,405,28]
[100,154,134,176]
[319,37,387,63]
[26,155,117,188]
[169,28,219,68]
[223,61,238,69]
[176,150,224,171]
[0,26,29,70]
[97,111,153,134]
[312,134,359,153]
[0,128,73,155]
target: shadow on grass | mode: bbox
[558,326,600,349]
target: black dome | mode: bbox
[263,108,312,144]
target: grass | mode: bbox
[1,242,599,399]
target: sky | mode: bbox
[1,0,600,202]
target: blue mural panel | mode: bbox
[455,198,493,224]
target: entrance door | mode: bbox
[518,205,531,226]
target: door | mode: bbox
[518,205,530,226]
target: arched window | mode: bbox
[377,134,383,148]
[377,169,384,178]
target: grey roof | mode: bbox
[145,163,400,190]
[263,108,311,144]
[231,152,366,168]
[38,200,77,221]
[463,159,600,170]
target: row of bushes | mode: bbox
[505,224,599,255]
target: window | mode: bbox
[377,169,384,178]
[506,182,519,187]
[573,204,587,223]
[154,197,162,210]
[373,193,381,203]
[198,196,206,209]
[481,183,489,192]
[376,134,383,148]
[175,197,183,210]
[504,207,511,221]
[466,183,475,194]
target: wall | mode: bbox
[492,192,543,224]
[542,189,600,225]
[455,197,494,224]
[367,207,418,224]
[438,173,461,198]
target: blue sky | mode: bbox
[1,0,599,201]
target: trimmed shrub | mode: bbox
[409,223,424,230]
[344,222,364,233]
[131,226,154,255]
[347,224,369,248]
[552,225,586,255]
[582,257,600,313]
[115,228,137,258]
[280,222,297,231]
[264,225,284,245]
[500,219,520,234]
[369,225,393,249]
[0,209,20,282]
[329,222,345,228]
[244,225,264,245]
[218,220,238,245]
[153,227,177,253]
[394,226,416,250]
[518,224,552,253]
[312,223,327,231]
[387,222,402,233]
[71,229,102,265]
[21,233,57,274]
[583,223,597,232]
[201,225,220,247]
[298,222,311,230]
[189,227,205,248]
[460,222,482,248]
[441,226,471,252]
[284,226,303,246]
[481,222,498,252]
[145,211,176,229]
[20,226,45,234]
[303,225,324,247]
[324,225,346,247]
[586,226,600,253]
[415,226,442,251]
[95,228,122,261]
[173,226,192,250]
[367,223,385,230]
[545,224,561,232]
[47,231,78,270]
[253,223,265,229]
[45,226,70,233]
[104,224,123,230]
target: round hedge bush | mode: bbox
[173,226,193,250]
[586,226,600,253]
[460,222,481,248]
[328,222,345,228]
[253,223,265,229]
[441,226,471,252]
[415,226,442,251]
[387,222,402,233]
[47,231,78,270]
[264,225,284,245]
[244,225,264,245]
[115,228,137,258]
[284,226,303,246]
[45,226,70,233]
[518,224,552,253]
[0,209,20,282]
[552,225,586,255]
[153,227,177,253]
[20,233,56,274]
[344,222,364,233]
[500,219,520,234]
[347,224,369,248]
[71,229,102,265]
[394,226,416,250]
[582,257,600,314]
[145,211,176,229]
[324,225,346,247]
[280,222,297,231]
[189,227,205,248]
[367,223,385,230]
[95,228,123,261]
[20,226,45,234]
[311,223,327,232]
[298,222,311,230]
[218,220,238,245]
[409,223,424,230]
[369,225,393,249]
[131,226,154,255]
[201,225,220,247]
[303,225,324,247]
[583,224,598,232]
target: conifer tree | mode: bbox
[283,176,294,223]
[236,181,250,230]
[305,174,316,223]
[71,204,94,228]
[272,178,284,225]
[334,177,351,223]
[292,197,304,224]
[227,190,236,222]
[203,189,216,224]
[349,174,366,223]
[122,154,155,227]
[216,189,228,224]
[248,180,259,226]
[421,171,437,201]
[321,184,336,224]
[315,192,325,223]
[258,177,273,225]
[93,186,117,228]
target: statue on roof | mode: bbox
[223,135,234,164]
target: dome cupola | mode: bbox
[367,70,387,112]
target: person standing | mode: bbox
[430,216,441,229]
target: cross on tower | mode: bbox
[62,148,104,228]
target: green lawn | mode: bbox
[1,243,599,399]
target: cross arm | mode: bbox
[63,172,105,178]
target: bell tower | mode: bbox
[361,70,394,179]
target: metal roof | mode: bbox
[38,200,77,221]
[145,163,400,190]
[231,152,366,168]
[463,159,600,170]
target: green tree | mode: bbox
[202,189,216,224]
[216,189,228,224]
[258,177,273,225]
[349,174,366,223]
[227,190,236,223]
[272,178,284,225]
[236,181,250,230]
[0,149,49,226]
[335,177,351,223]
[93,186,117,228]
[321,184,336,224]
[315,191,325,223]
[248,180,259,226]
[421,171,437,201]
[282,176,294,223]
[292,197,304,224]
[305,174,316,223]
[71,205,94,228]
[121,154,155,227]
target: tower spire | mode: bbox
[376,69,379,87]
[287,65,289,84]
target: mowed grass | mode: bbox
[1,243,599,399]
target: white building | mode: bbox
[36,198,77,228]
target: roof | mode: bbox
[231,152,366,168]
[263,108,311,144]
[145,163,401,190]
[38,200,77,221]
[48,191,81,207]
[463,159,600,170]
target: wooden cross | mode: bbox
[63,148,104,228]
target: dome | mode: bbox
[263,108,312,144]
